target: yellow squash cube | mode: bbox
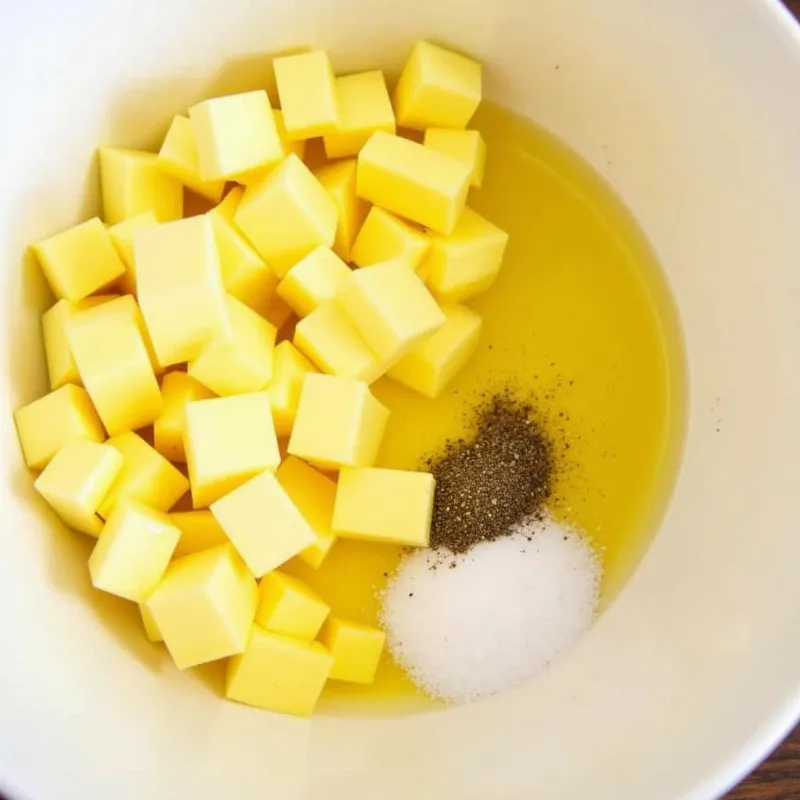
[188,295,276,396]
[332,466,435,546]
[99,148,183,224]
[288,374,389,470]
[215,186,244,221]
[153,372,215,463]
[274,50,339,140]
[236,108,307,186]
[268,341,317,437]
[323,71,395,159]
[158,115,226,202]
[184,392,280,508]
[34,440,124,536]
[350,206,430,270]
[226,627,333,717]
[67,296,163,436]
[274,109,306,160]
[211,471,317,577]
[139,603,163,642]
[276,455,337,568]
[277,247,353,318]
[314,159,369,262]
[421,207,509,303]
[170,509,229,557]
[32,217,126,302]
[388,304,482,398]
[338,259,446,364]
[89,499,181,602]
[14,385,105,470]
[393,41,482,130]
[294,303,379,382]
[134,215,230,366]
[209,206,278,318]
[424,128,486,188]
[189,91,283,182]
[108,211,158,295]
[98,431,189,519]
[357,132,471,235]
[234,154,338,276]
[319,616,385,684]
[42,296,118,391]
[255,571,330,640]
[146,544,258,669]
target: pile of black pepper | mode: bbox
[424,390,554,554]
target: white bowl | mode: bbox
[2,1,800,798]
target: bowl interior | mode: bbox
[3,1,800,799]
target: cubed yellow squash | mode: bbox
[350,206,430,270]
[139,603,163,643]
[288,374,389,470]
[255,570,330,639]
[393,41,482,130]
[318,616,385,684]
[268,341,317,438]
[424,128,486,188]
[98,431,189,519]
[170,509,229,558]
[356,132,471,235]
[421,207,509,303]
[134,215,231,366]
[146,544,258,669]
[294,303,380,382]
[234,154,338,276]
[226,626,333,716]
[66,296,163,436]
[158,114,226,201]
[184,392,280,508]
[14,385,105,470]
[277,247,353,318]
[32,217,126,302]
[323,71,395,159]
[208,204,278,318]
[89,499,181,602]
[99,148,183,224]
[388,304,482,398]
[274,50,339,140]
[338,259,446,364]
[189,91,283,182]
[34,439,124,536]
[188,295,276,396]
[107,211,158,295]
[42,295,118,391]
[153,372,215,463]
[314,159,369,262]
[332,466,434,547]
[211,471,317,577]
[276,455,337,568]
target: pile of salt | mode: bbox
[381,515,600,703]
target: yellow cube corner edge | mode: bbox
[226,626,333,716]
[393,41,482,130]
[332,466,435,547]
[319,616,385,684]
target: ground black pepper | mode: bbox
[424,390,554,554]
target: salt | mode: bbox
[381,515,601,703]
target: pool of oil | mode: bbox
[284,101,686,715]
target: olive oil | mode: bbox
[285,102,685,714]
